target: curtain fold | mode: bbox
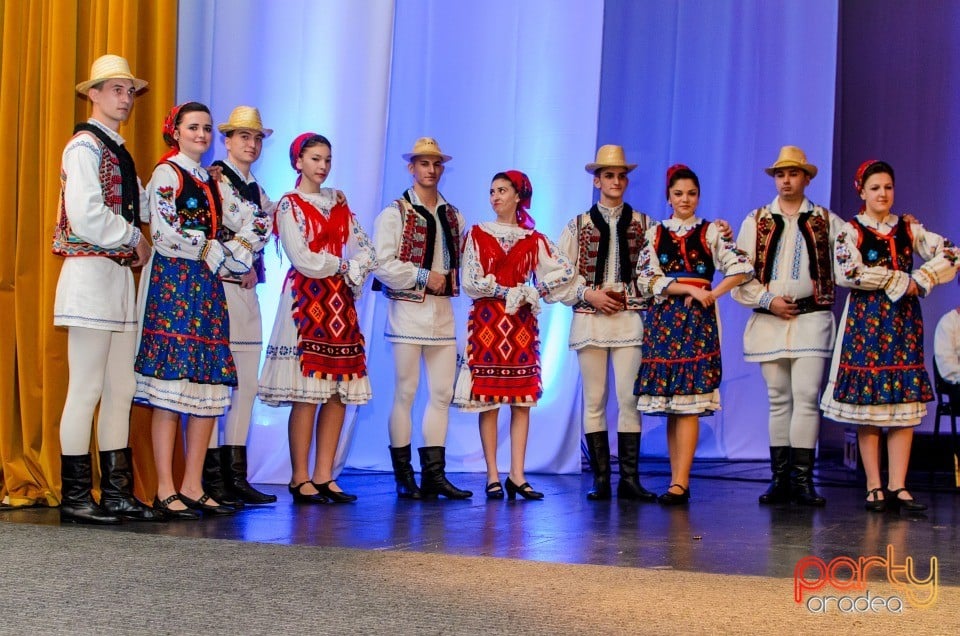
[0,0,177,508]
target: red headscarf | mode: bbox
[159,103,184,162]
[854,159,880,212]
[854,159,880,194]
[502,169,535,229]
[289,132,320,188]
[666,163,690,187]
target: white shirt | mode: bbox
[935,309,960,385]
[556,204,653,349]
[53,118,147,331]
[731,197,844,361]
[373,188,465,344]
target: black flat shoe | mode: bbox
[887,488,927,512]
[153,494,200,521]
[313,481,357,504]
[485,481,504,500]
[658,484,690,506]
[288,482,329,504]
[178,492,237,516]
[505,478,544,500]
[864,487,886,513]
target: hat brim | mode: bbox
[765,162,818,179]
[217,124,274,138]
[585,162,637,174]
[76,75,148,95]
[403,152,452,163]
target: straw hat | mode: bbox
[585,145,637,174]
[765,145,818,178]
[75,54,148,94]
[402,137,452,163]
[217,106,273,137]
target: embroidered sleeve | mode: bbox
[730,210,767,308]
[342,213,379,296]
[147,163,211,261]
[833,222,905,299]
[276,196,343,279]
[707,221,754,281]
[536,234,576,301]
[373,204,421,290]
[635,225,672,301]
[219,178,271,252]
[556,218,588,306]
[909,221,960,295]
[61,133,136,249]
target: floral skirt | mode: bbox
[821,289,932,426]
[635,295,721,415]
[134,253,235,416]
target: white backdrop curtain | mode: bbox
[174,1,842,482]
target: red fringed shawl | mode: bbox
[465,226,546,404]
[285,194,366,380]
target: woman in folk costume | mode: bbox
[453,171,574,500]
[821,160,960,513]
[258,133,377,504]
[136,102,264,519]
[634,165,753,505]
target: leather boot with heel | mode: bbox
[99,448,164,522]
[616,432,656,502]
[584,431,612,500]
[202,448,242,509]
[222,445,277,505]
[418,446,472,499]
[758,446,792,505]
[389,444,422,499]
[60,454,121,525]
[791,447,826,507]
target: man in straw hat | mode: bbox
[198,106,277,506]
[557,144,659,501]
[372,137,472,500]
[52,54,160,523]
[731,145,844,507]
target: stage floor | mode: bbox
[3,458,957,584]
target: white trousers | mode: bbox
[759,357,826,449]
[58,327,136,455]
[577,346,642,434]
[210,349,261,448]
[388,343,457,447]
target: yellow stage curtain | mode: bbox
[0,0,177,507]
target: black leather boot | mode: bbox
[60,454,121,525]
[584,431,612,500]
[791,447,826,506]
[389,445,422,499]
[221,445,277,505]
[418,446,472,499]
[202,448,242,509]
[99,448,164,521]
[758,446,792,504]
[616,432,657,502]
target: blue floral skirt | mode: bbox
[135,253,237,386]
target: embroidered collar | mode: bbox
[597,202,624,220]
[169,152,207,181]
[224,157,255,184]
[855,212,898,232]
[86,117,126,146]
[770,196,812,217]
[662,216,702,236]
[406,187,447,211]
[290,187,337,209]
